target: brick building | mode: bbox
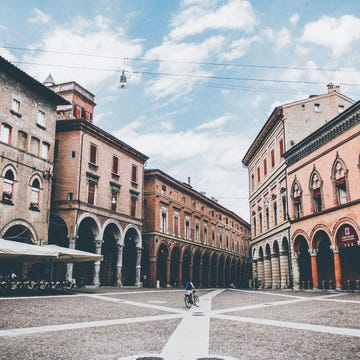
[242,84,354,289]
[142,169,251,288]
[46,80,148,287]
[284,100,360,290]
[0,57,68,277]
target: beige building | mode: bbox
[47,79,148,287]
[142,169,251,288]
[242,84,354,289]
[285,100,360,290]
[0,57,68,277]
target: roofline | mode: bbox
[56,119,149,162]
[144,168,250,228]
[0,56,69,106]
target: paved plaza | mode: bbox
[0,288,359,359]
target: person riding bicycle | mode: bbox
[185,281,195,304]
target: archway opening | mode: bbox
[315,232,335,289]
[100,224,119,286]
[141,244,150,287]
[122,228,138,286]
[157,244,168,287]
[170,247,180,287]
[182,249,191,286]
[201,252,209,288]
[192,251,201,288]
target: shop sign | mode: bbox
[336,225,359,249]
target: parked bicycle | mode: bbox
[184,289,200,308]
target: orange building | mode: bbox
[284,100,360,290]
[142,169,251,288]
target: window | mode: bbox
[1,123,11,144]
[161,209,167,233]
[90,144,97,164]
[71,151,76,159]
[131,165,137,183]
[30,178,40,210]
[314,103,320,112]
[259,213,263,233]
[257,166,260,183]
[112,156,119,174]
[282,196,287,221]
[203,227,208,244]
[279,138,284,158]
[2,169,14,204]
[253,217,256,237]
[333,160,348,205]
[263,158,267,176]
[292,182,302,219]
[273,202,278,226]
[271,149,275,167]
[310,171,323,213]
[161,185,166,196]
[195,223,200,242]
[37,110,45,128]
[17,131,27,151]
[11,99,20,113]
[130,197,137,217]
[30,137,40,155]
[211,226,215,245]
[111,189,118,211]
[174,214,179,237]
[67,192,73,201]
[265,207,269,230]
[74,105,81,118]
[185,219,190,240]
[54,141,59,160]
[251,174,255,191]
[41,142,50,159]
[87,180,96,205]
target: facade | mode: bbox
[242,84,354,289]
[142,169,251,288]
[284,100,360,290]
[47,80,149,287]
[0,57,68,277]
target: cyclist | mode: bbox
[185,280,195,304]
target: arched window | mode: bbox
[291,179,303,219]
[30,178,41,210]
[2,169,15,203]
[331,155,349,205]
[309,170,323,213]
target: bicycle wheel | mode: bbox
[184,295,192,308]
[193,294,200,307]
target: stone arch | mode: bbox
[1,219,38,244]
[311,226,331,250]
[122,224,142,248]
[76,212,101,238]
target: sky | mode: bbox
[1,0,360,222]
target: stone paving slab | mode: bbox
[227,298,360,329]
[210,318,360,360]
[0,295,172,330]
[0,319,180,360]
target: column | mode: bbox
[116,244,123,287]
[279,251,289,289]
[93,239,103,287]
[166,257,171,287]
[263,255,272,288]
[66,234,77,282]
[149,256,157,287]
[331,246,342,290]
[271,254,280,289]
[135,247,142,287]
[309,249,319,289]
[257,259,264,289]
[291,252,300,290]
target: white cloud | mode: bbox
[145,36,224,100]
[21,16,143,87]
[28,8,51,24]
[196,112,236,130]
[220,35,261,60]
[290,13,299,27]
[300,15,360,57]
[112,119,251,220]
[169,0,257,41]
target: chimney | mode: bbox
[327,83,340,93]
[187,176,191,186]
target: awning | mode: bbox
[0,238,102,263]
[44,244,103,263]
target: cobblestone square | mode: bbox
[0,288,359,360]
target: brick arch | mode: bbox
[310,224,331,250]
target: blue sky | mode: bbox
[1,0,360,221]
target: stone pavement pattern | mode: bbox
[0,288,359,359]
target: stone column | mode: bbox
[263,255,272,288]
[291,252,300,290]
[309,249,319,289]
[93,239,103,287]
[279,252,289,289]
[166,257,171,287]
[66,234,77,282]
[331,246,342,290]
[135,247,142,287]
[257,259,264,289]
[271,254,280,289]
[149,256,157,287]
[116,244,123,287]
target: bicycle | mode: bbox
[184,290,200,308]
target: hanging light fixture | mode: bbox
[119,69,127,88]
